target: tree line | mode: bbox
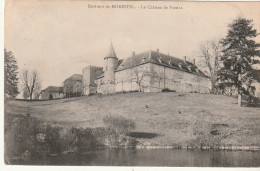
[4,49,41,100]
[197,18,260,106]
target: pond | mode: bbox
[8,149,260,167]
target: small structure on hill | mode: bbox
[82,66,103,95]
[63,74,83,97]
[39,86,64,100]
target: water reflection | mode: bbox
[9,149,260,167]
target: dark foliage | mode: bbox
[5,114,137,161]
[161,88,176,92]
[4,49,19,98]
[103,115,136,135]
[217,18,260,96]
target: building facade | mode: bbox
[39,86,64,100]
[82,65,103,95]
[63,74,84,97]
[82,44,212,95]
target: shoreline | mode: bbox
[135,145,260,151]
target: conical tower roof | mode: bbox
[106,42,117,58]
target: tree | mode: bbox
[218,18,260,106]
[4,49,19,98]
[198,40,222,92]
[22,88,29,99]
[132,66,149,92]
[150,66,165,90]
[21,70,41,100]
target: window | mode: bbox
[187,66,192,72]
[178,63,183,69]
[158,57,162,64]
[168,60,172,66]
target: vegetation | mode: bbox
[103,115,136,135]
[132,66,149,92]
[21,70,41,100]
[4,49,19,98]
[5,93,260,149]
[189,118,229,149]
[218,18,260,106]
[5,113,137,161]
[198,40,222,92]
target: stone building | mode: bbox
[82,43,211,95]
[63,74,83,97]
[39,86,64,100]
[82,65,103,95]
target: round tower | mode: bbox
[104,43,118,93]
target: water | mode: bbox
[9,149,260,167]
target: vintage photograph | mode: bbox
[3,0,260,167]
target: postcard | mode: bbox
[3,0,260,168]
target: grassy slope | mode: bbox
[5,92,260,146]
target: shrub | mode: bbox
[103,115,136,135]
[189,119,231,149]
[162,88,176,92]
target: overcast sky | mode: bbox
[4,0,260,95]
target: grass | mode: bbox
[5,92,260,147]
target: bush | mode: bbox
[5,114,138,161]
[190,119,223,148]
[162,88,176,92]
[103,115,136,135]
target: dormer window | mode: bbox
[187,66,192,72]
[158,57,162,64]
[178,63,183,69]
[142,57,146,62]
[168,60,172,66]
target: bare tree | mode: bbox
[150,67,165,90]
[22,87,29,99]
[198,40,222,92]
[132,66,149,92]
[21,70,41,100]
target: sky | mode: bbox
[4,0,260,96]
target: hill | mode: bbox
[5,92,260,147]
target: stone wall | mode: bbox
[97,63,211,94]
[39,92,64,100]
[115,63,151,92]
[64,80,83,97]
[149,63,211,93]
[83,65,103,95]
[104,57,118,84]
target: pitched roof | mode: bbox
[105,43,117,58]
[116,50,207,77]
[64,74,83,82]
[43,86,63,93]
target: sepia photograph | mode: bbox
[3,0,260,167]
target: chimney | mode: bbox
[148,50,152,60]
[132,51,135,57]
[184,56,187,62]
[157,48,159,53]
[193,59,195,65]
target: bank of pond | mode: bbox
[4,114,260,166]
